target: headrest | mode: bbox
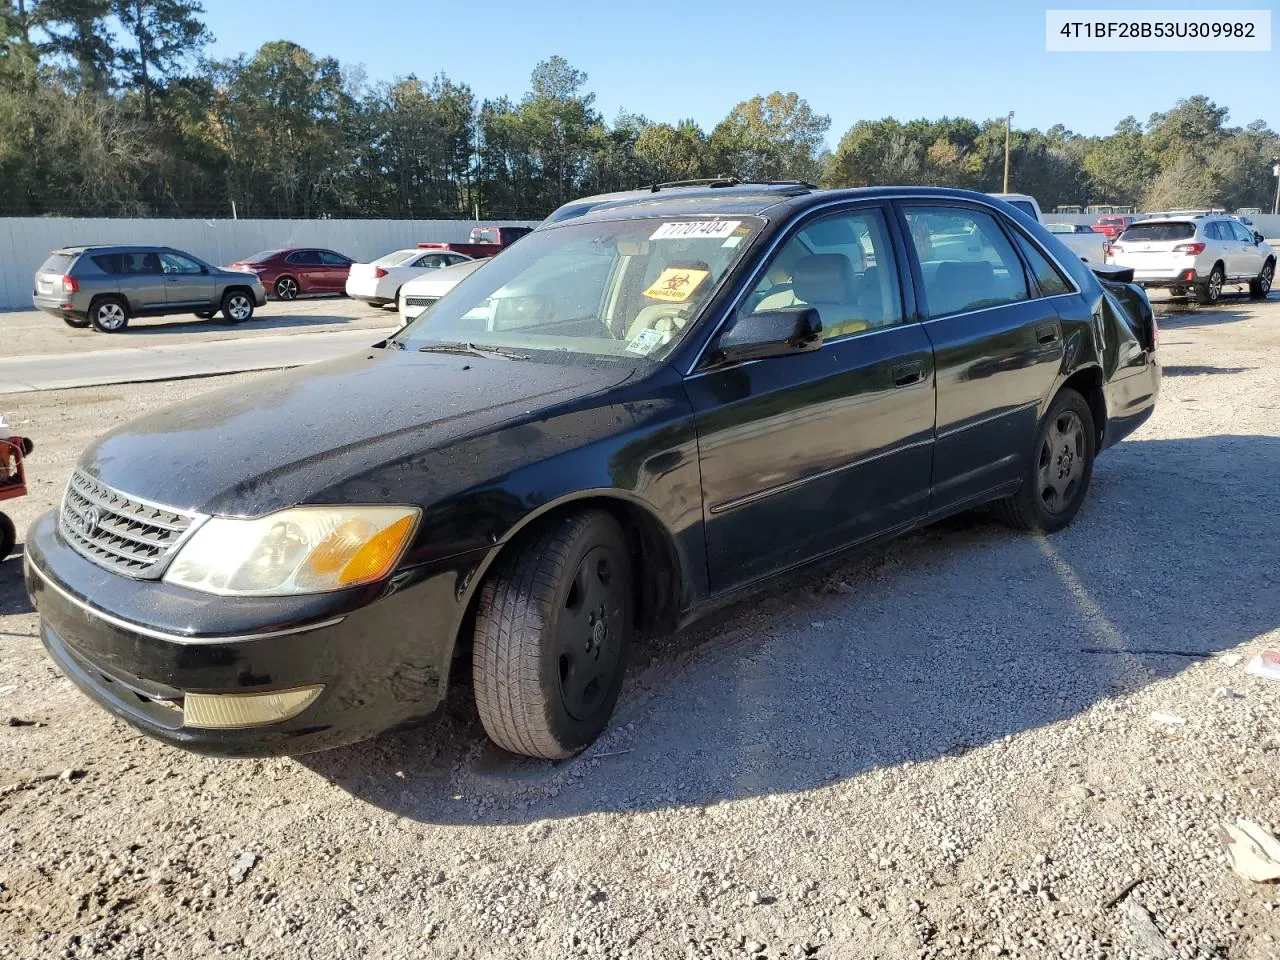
[793,254,855,305]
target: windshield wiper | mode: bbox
[418,341,529,361]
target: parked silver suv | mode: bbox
[33,245,268,333]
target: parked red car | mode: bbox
[226,248,355,301]
[1094,215,1136,241]
[416,225,532,260]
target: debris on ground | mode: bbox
[1148,712,1186,726]
[1219,820,1280,883]
[1245,651,1280,682]
[1125,899,1174,957]
[228,852,259,885]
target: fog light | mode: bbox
[183,685,323,729]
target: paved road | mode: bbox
[0,326,392,393]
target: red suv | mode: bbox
[226,248,355,301]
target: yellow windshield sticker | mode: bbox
[643,267,710,303]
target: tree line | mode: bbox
[2,0,1277,221]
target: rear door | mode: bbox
[686,203,936,592]
[158,251,215,307]
[897,201,1065,512]
[318,251,353,290]
[114,251,168,311]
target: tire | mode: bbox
[0,512,14,561]
[1194,264,1224,305]
[89,296,129,333]
[62,315,90,328]
[473,510,633,760]
[220,289,255,323]
[274,276,299,301]
[1250,259,1274,300]
[994,388,1096,534]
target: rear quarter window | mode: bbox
[38,253,77,275]
[90,254,121,274]
[1120,223,1195,242]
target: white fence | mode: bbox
[0,217,538,313]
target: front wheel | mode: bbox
[221,290,255,323]
[1195,264,1224,305]
[1250,260,1274,300]
[473,510,633,760]
[995,389,1096,533]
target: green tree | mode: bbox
[710,92,829,182]
[112,0,210,120]
[634,120,708,184]
[35,0,113,92]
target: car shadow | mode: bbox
[1153,293,1275,329]
[0,546,34,616]
[1161,365,1253,377]
[115,311,370,336]
[300,433,1280,826]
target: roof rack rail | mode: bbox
[650,176,740,192]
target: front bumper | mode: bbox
[24,510,489,757]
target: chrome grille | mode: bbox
[404,296,439,308]
[59,470,200,578]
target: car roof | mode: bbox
[52,244,174,255]
[543,184,1033,228]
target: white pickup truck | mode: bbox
[988,193,1110,264]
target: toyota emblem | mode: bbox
[80,506,101,538]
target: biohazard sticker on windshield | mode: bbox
[626,328,666,356]
[649,220,741,241]
[643,267,710,303]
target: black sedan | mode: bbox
[24,184,1160,760]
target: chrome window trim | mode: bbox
[683,192,1085,376]
[683,320,909,382]
[26,558,345,646]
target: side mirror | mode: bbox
[715,307,822,364]
[1254,232,1265,244]
[200,265,209,275]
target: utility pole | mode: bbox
[1003,112,1014,193]
[1273,158,1280,216]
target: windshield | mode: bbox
[1120,222,1195,242]
[373,249,422,267]
[391,216,764,361]
[244,249,282,263]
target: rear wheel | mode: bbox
[0,512,15,561]
[89,297,129,333]
[995,388,1095,534]
[1195,264,1224,305]
[221,290,255,323]
[472,510,633,760]
[1250,260,1274,300]
[274,276,299,301]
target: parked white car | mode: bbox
[397,258,488,325]
[1107,215,1275,304]
[989,194,1109,263]
[345,249,473,307]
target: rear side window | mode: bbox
[1119,223,1195,242]
[286,250,321,265]
[39,253,76,275]
[1013,233,1073,296]
[906,207,1030,318]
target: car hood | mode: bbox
[78,350,636,517]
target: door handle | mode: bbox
[891,360,924,387]
[1036,324,1059,344]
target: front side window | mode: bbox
[906,207,1029,318]
[736,207,903,341]
[1229,221,1255,243]
[392,216,764,362]
[159,252,203,275]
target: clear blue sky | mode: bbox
[200,0,1278,143]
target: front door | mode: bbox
[686,204,936,594]
[318,251,353,291]
[1227,220,1263,278]
[898,202,1065,512]
[159,251,215,307]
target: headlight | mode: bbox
[163,505,420,596]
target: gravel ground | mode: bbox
[1,293,1279,960]
[1,298,396,359]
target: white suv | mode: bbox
[1108,215,1274,304]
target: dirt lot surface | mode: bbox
[1,297,397,360]
[1,294,1279,960]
